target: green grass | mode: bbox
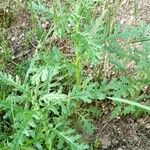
[0,0,150,149]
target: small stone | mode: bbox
[101,135,111,149]
[145,124,150,129]
[11,37,16,41]
[117,146,126,150]
[41,22,49,30]
[137,118,145,125]
[45,38,51,45]
[22,22,26,28]
[112,139,119,145]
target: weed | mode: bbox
[0,0,150,149]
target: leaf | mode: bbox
[82,118,95,135]
[39,93,67,115]
[55,129,89,150]
[40,93,67,103]
[108,97,150,111]
[88,106,102,117]
[71,80,104,103]
[123,105,136,115]
[12,111,34,150]
[0,72,28,93]
[31,1,52,20]
[112,106,122,117]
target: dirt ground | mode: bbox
[1,0,150,149]
[118,0,150,24]
[94,113,150,150]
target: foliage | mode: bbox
[0,0,150,149]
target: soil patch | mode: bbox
[94,114,150,150]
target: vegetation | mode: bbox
[0,0,150,149]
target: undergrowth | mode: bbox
[0,0,150,149]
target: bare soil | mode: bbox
[94,114,150,150]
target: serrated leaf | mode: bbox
[55,129,89,150]
[108,97,150,111]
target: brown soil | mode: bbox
[94,114,150,150]
[7,8,32,59]
[118,0,150,24]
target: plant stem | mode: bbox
[75,13,81,85]
[75,49,81,85]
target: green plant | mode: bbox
[1,0,150,149]
[0,37,11,69]
[0,48,105,149]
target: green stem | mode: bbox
[75,13,81,85]
[75,49,81,85]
